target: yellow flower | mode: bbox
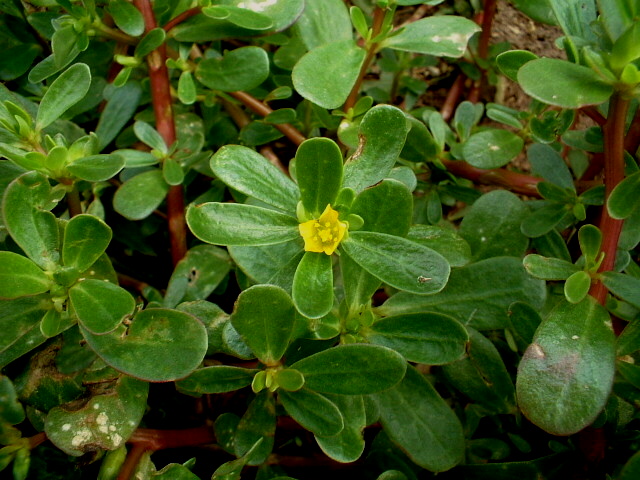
[299,204,347,255]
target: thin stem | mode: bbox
[477,0,497,60]
[133,0,187,266]
[117,443,147,480]
[589,93,629,305]
[228,91,306,146]
[441,74,467,121]
[163,7,202,32]
[441,159,542,197]
[343,7,386,112]
[66,184,82,217]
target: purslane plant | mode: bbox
[1,0,640,479]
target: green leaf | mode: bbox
[520,202,571,238]
[0,375,25,425]
[366,313,468,365]
[377,257,546,330]
[164,245,231,308]
[2,171,60,269]
[459,190,529,260]
[496,50,539,82]
[528,143,575,190]
[163,158,184,185]
[407,225,472,267]
[462,129,524,169]
[511,0,556,24]
[229,239,304,292]
[518,58,614,108]
[601,272,640,309]
[296,138,343,216]
[342,231,450,295]
[549,0,597,42]
[279,388,343,436]
[231,285,296,364]
[373,366,464,472]
[234,390,276,465]
[176,366,257,394]
[0,295,51,368]
[290,344,406,395]
[564,270,591,304]
[292,251,333,319]
[203,5,273,30]
[81,308,208,382]
[441,327,517,414]
[113,169,169,220]
[315,394,366,463]
[45,376,148,456]
[343,105,410,193]
[382,16,480,57]
[187,202,299,246]
[507,301,542,351]
[523,254,580,280]
[0,252,50,299]
[516,297,616,435]
[608,171,640,219]
[351,179,413,237]
[62,214,112,272]
[108,0,145,36]
[95,82,143,151]
[578,223,602,261]
[293,0,353,50]
[196,46,269,92]
[36,63,91,130]
[69,280,135,334]
[67,154,125,182]
[292,39,366,109]
[133,121,167,153]
[134,27,166,58]
[211,145,299,212]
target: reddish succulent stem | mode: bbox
[477,0,497,60]
[441,159,542,197]
[228,91,307,146]
[163,7,202,32]
[589,93,629,305]
[343,7,386,112]
[133,0,187,266]
[66,184,82,217]
[441,73,467,122]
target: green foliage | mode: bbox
[1,0,639,478]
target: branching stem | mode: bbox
[133,0,187,266]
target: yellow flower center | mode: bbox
[298,204,347,255]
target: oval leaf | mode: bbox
[518,58,614,108]
[36,63,91,130]
[69,279,135,334]
[292,39,366,109]
[462,129,524,169]
[196,46,269,92]
[516,297,616,435]
[290,344,407,395]
[341,231,450,295]
[0,251,50,299]
[176,366,258,394]
[81,308,208,382]
[367,312,468,365]
[383,16,480,57]
[291,251,333,319]
[63,214,112,272]
[211,145,299,212]
[231,285,296,364]
[608,171,640,220]
[113,169,169,220]
[296,138,343,216]
[186,202,299,246]
[279,388,343,436]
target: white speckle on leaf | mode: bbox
[528,343,545,359]
[237,0,277,12]
[111,433,123,447]
[96,413,108,425]
[71,429,92,447]
[489,144,500,151]
[109,425,117,432]
[93,403,100,410]
[572,335,579,340]
[61,424,71,431]
[480,236,487,242]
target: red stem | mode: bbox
[163,7,202,32]
[441,74,467,122]
[477,0,497,60]
[343,7,386,112]
[133,0,187,266]
[589,93,629,305]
